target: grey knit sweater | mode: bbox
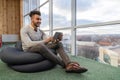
[20,25,47,51]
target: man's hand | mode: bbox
[44,32,63,44]
[53,32,63,43]
[52,39,60,43]
[44,37,53,44]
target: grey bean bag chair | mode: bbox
[0,41,56,73]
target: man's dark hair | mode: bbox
[29,11,41,17]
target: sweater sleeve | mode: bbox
[20,27,45,48]
[40,29,49,40]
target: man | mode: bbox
[20,10,88,73]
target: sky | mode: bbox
[76,0,120,22]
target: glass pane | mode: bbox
[40,2,49,30]
[24,0,29,15]
[37,0,40,7]
[76,24,120,67]
[39,0,48,5]
[31,0,37,10]
[24,15,30,26]
[44,31,49,36]
[53,0,71,29]
[53,30,71,54]
[77,0,120,25]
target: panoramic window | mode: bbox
[23,0,120,67]
[76,0,120,66]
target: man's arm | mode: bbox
[20,28,49,48]
[39,29,48,40]
[40,29,55,44]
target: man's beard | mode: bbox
[34,23,40,27]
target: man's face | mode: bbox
[31,14,41,27]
